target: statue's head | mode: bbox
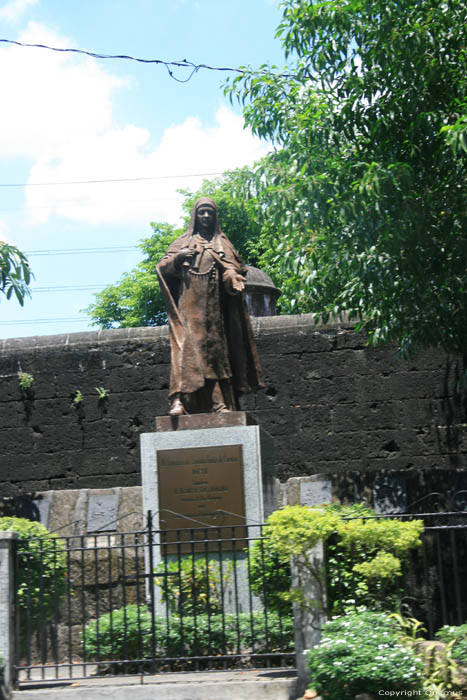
[188,197,220,237]
[196,202,216,234]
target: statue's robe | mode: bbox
[156,228,263,411]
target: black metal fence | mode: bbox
[13,510,467,688]
[14,518,295,686]
[406,511,467,636]
[329,511,467,637]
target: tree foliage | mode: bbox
[0,242,32,306]
[226,0,467,357]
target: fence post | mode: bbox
[291,541,327,696]
[283,475,332,695]
[0,531,18,699]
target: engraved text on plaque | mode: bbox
[157,444,245,551]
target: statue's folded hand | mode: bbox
[175,248,196,267]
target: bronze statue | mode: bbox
[156,197,263,416]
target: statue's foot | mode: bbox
[169,398,185,416]
[212,402,231,414]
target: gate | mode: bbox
[13,510,467,688]
[14,517,295,687]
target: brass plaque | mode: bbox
[157,445,246,552]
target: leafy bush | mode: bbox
[154,556,232,615]
[82,604,294,667]
[436,623,467,666]
[259,504,423,614]
[0,517,66,634]
[307,611,424,700]
[326,506,423,613]
[248,506,375,615]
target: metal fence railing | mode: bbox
[13,510,467,687]
[14,518,295,686]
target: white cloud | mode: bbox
[0,0,38,22]
[25,106,268,227]
[0,22,124,159]
[0,22,268,230]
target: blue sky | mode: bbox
[0,0,286,339]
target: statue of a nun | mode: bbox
[156,197,263,415]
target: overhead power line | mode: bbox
[31,285,104,293]
[0,170,224,188]
[0,317,89,325]
[24,245,138,256]
[0,38,295,83]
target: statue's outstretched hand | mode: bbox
[222,268,246,294]
[231,275,245,293]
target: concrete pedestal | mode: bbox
[140,415,276,614]
[140,419,276,532]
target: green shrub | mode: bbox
[82,604,294,666]
[248,504,378,615]
[335,512,423,613]
[154,556,232,615]
[259,504,423,615]
[0,517,66,634]
[307,611,424,700]
[436,623,467,666]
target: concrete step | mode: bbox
[12,669,299,700]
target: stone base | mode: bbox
[141,425,277,531]
[155,410,257,432]
[141,424,277,616]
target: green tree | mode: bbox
[0,242,32,305]
[226,0,467,358]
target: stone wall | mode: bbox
[0,315,466,498]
